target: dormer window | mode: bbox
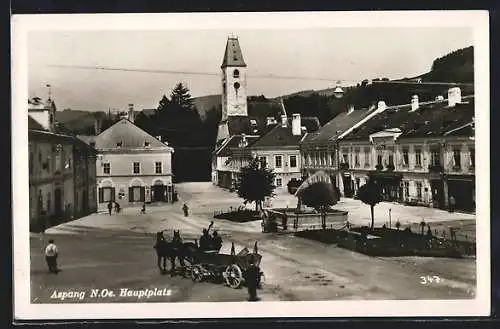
[116,141,122,148]
[144,141,150,148]
[233,69,240,78]
[89,142,96,148]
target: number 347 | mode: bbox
[420,276,442,285]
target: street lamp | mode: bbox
[389,208,392,228]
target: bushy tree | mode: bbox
[235,158,276,211]
[357,181,383,230]
[296,181,338,230]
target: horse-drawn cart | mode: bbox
[190,245,263,289]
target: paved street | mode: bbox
[31,182,476,303]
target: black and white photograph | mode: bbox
[12,11,490,319]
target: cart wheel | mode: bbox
[191,265,204,282]
[224,264,243,289]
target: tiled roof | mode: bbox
[341,96,474,140]
[28,115,46,130]
[77,135,96,145]
[94,118,172,150]
[226,115,320,137]
[443,122,474,137]
[250,124,303,148]
[216,135,260,157]
[221,37,246,68]
[301,109,372,144]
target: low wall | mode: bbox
[269,208,348,231]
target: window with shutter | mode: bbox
[129,187,133,202]
[99,188,104,203]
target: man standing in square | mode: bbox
[245,254,261,301]
[45,239,59,274]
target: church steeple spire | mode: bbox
[221,36,246,68]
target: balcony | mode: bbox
[339,162,349,171]
[385,163,395,172]
[428,164,443,173]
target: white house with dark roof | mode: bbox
[92,118,175,210]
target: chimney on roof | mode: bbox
[377,101,387,112]
[447,87,462,107]
[410,95,419,112]
[94,117,101,135]
[281,115,287,127]
[347,105,355,114]
[292,114,301,136]
[156,135,162,141]
[239,133,248,148]
[266,116,277,126]
[128,104,135,123]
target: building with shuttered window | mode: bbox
[90,118,175,210]
[28,96,97,231]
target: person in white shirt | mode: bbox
[44,239,59,274]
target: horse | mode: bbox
[154,230,199,276]
[169,230,199,276]
[153,231,169,275]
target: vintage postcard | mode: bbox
[12,11,490,320]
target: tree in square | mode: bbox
[235,158,276,212]
[357,180,384,230]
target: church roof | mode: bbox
[221,37,246,68]
[28,115,46,130]
[94,118,172,151]
[216,135,261,157]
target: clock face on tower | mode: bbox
[233,82,240,90]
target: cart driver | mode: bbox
[199,228,211,252]
[211,231,223,252]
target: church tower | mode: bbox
[216,36,248,142]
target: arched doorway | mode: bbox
[129,179,145,203]
[151,180,166,202]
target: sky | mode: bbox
[27,27,473,112]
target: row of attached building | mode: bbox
[28,97,98,230]
[212,87,476,213]
[28,97,175,230]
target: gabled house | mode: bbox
[300,104,372,196]
[92,118,175,210]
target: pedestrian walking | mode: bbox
[141,202,146,214]
[45,239,59,274]
[107,201,113,215]
[182,203,189,217]
[245,255,261,302]
[114,201,121,214]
